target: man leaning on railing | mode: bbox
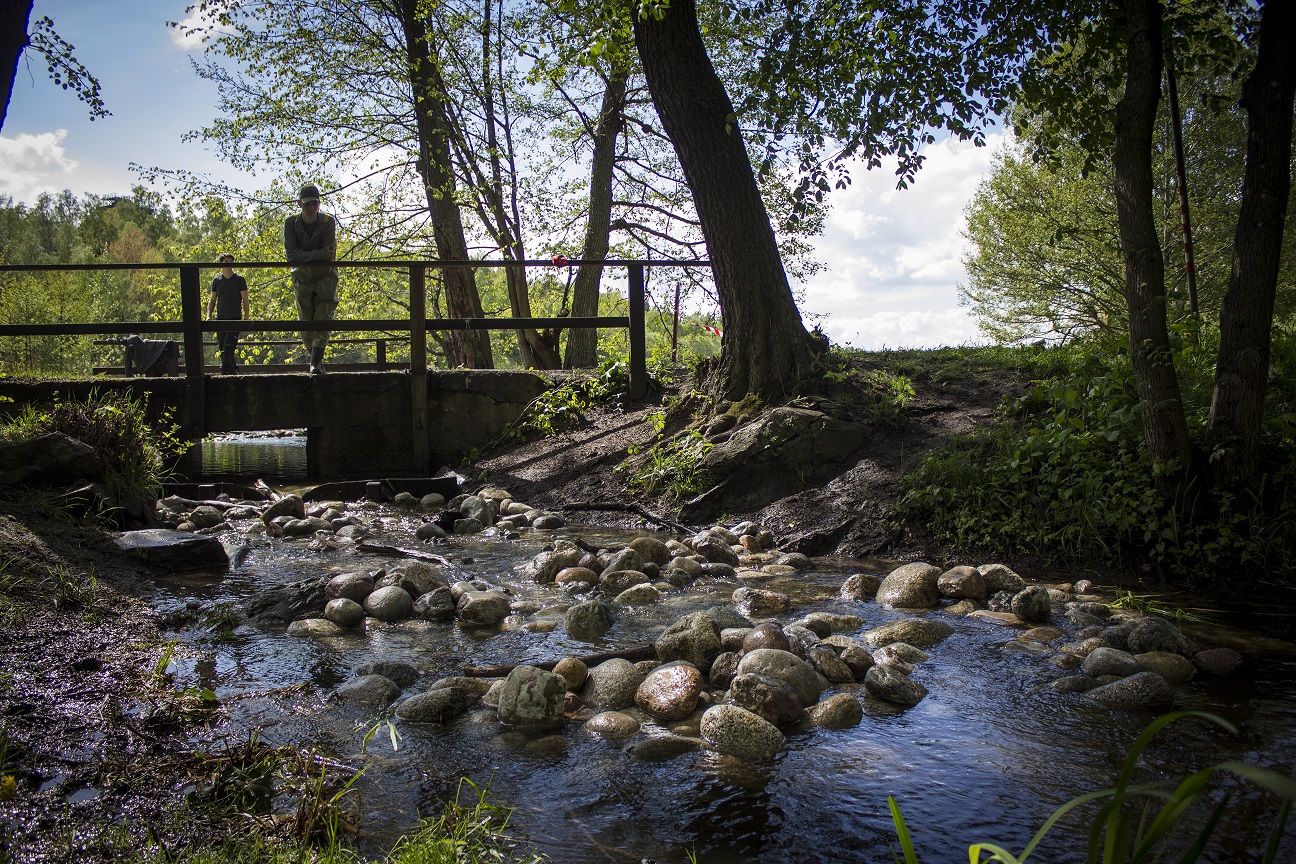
[284,183,339,375]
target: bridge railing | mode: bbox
[0,259,713,399]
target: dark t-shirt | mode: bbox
[210,274,248,320]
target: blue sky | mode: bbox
[1,0,1002,349]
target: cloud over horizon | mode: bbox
[0,130,78,203]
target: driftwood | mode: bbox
[462,643,657,678]
[254,479,285,502]
[162,496,243,511]
[560,502,693,535]
[356,542,454,567]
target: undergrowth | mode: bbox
[892,339,1296,582]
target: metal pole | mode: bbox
[1166,43,1199,319]
[409,265,430,474]
[628,264,647,399]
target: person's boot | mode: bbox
[309,346,325,375]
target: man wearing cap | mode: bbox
[206,253,250,374]
[284,183,339,374]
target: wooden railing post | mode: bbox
[377,338,387,370]
[180,264,205,474]
[409,265,430,474]
[628,263,647,399]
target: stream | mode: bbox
[149,498,1296,863]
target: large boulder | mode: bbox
[700,704,785,760]
[655,612,723,670]
[496,665,567,729]
[456,590,511,626]
[261,494,306,522]
[565,599,615,642]
[244,576,329,623]
[937,566,987,600]
[580,659,644,711]
[635,663,705,720]
[114,529,230,571]
[735,648,824,707]
[364,585,414,622]
[0,432,103,487]
[876,563,942,609]
[728,672,804,727]
[863,665,928,707]
[1085,671,1174,710]
[808,693,864,729]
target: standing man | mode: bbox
[284,183,339,374]
[206,253,250,374]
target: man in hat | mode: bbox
[205,253,250,374]
[284,183,339,374]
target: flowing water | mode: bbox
[150,504,1296,863]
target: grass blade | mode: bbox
[1262,799,1291,864]
[888,795,920,864]
[1173,794,1230,864]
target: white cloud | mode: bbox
[0,130,78,203]
[170,6,233,50]
[803,131,1008,348]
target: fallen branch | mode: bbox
[356,542,454,568]
[560,502,693,535]
[462,643,657,678]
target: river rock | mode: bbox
[780,625,819,658]
[655,612,722,670]
[1127,617,1196,658]
[709,651,741,690]
[326,571,374,603]
[1194,647,1243,675]
[1050,675,1100,694]
[694,535,740,566]
[364,585,414,622]
[335,674,401,705]
[1136,651,1196,684]
[629,537,672,566]
[581,659,644,710]
[602,569,650,594]
[585,711,640,738]
[457,590,511,626]
[876,563,942,608]
[1082,647,1142,678]
[635,662,705,720]
[735,648,823,706]
[261,494,305,522]
[840,646,875,678]
[453,517,484,535]
[601,547,645,576]
[1085,671,1174,710]
[863,618,954,648]
[1011,586,1052,624]
[553,657,588,691]
[797,612,864,636]
[808,693,864,729]
[381,561,447,597]
[721,627,752,652]
[807,647,854,684]
[458,495,494,526]
[114,529,231,571]
[700,704,784,760]
[979,563,1026,593]
[743,622,791,653]
[395,687,469,722]
[496,665,567,729]
[555,567,599,588]
[187,505,224,529]
[700,562,737,580]
[863,665,928,707]
[839,573,882,601]
[565,599,615,641]
[938,566,988,600]
[627,733,700,762]
[0,432,104,487]
[286,618,345,637]
[324,597,365,628]
[356,660,419,688]
[1067,601,1112,620]
[415,522,446,540]
[732,586,790,617]
[615,583,662,605]
[413,587,455,620]
[728,672,804,726]
[520,545,584,583]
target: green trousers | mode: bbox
[293,271,338,351]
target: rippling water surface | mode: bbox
[151,506,1296,864]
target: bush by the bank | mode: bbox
[892,337,1296,582]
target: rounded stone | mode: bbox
[978,563,1027,593]
[1194,647,1243,675]
[580,659,644,711]
[742,622,791,654]
[326,571,374,603]
[839,573,882,601]
[938,565,988,600]
[629,536,672,565]
[728,672,804,726]
[732,586,790,617]
[456,590,511,626]
[616,583,662,606]
[553,657,588,691]
[863,618,954,648]
[863,664,928,707]
[324,597,365,628]
[566,599,615,642]
[364,585,414,622]
[1082,647,1142,678]
[1085,671,1174,710]
[554,567,600,588]
[335,674,401,706]
[876,562,942,608]
[355,660,419,689]
[585,711,641,738]
[635,663,705,720]
[808,693,864,729]
[700,704,784,760]
[395,687,469,722]
[1135,651,1196,685]
[1011,585,1052,624]
[496,665,567,729]
[735,648,824,707]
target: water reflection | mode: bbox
[201,432,307,481]
[148,511,1296,864]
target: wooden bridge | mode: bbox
[0,258,708,479]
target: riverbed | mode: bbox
[149,502,1296,863]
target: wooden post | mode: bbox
[180,264,205,476]
[377,338,387,370]
[409,265,430,475]
[671,281,681,363]
[628,263,647,399]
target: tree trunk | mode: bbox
[399,1,493,369]
[0,0,34,131]
[632,0,815,401]
[1206,0,1296,485]
[565,64,628,369]
[1113,0,1193,495]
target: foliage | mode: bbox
[499,359,633,444]
[24,15,110,122]
[623,430,714,501]
[389,778,547,864]
[894,341,1296,580]
[888,711,1296,863]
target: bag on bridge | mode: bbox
[125,334,179,376]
